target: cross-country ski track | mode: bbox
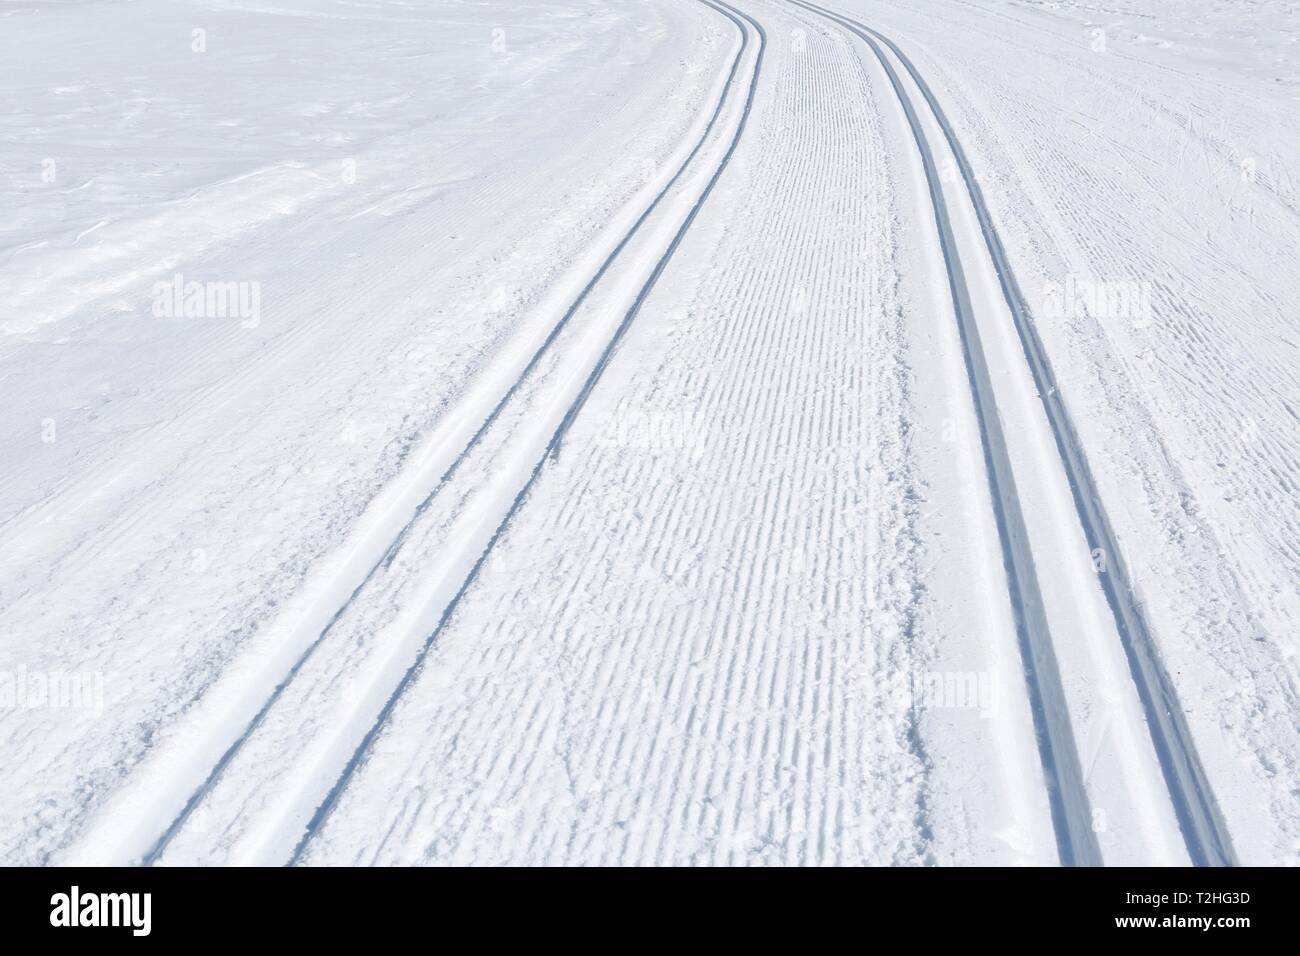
[4,0,1295,867]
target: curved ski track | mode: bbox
[794,0,1235,867]
[295,0,933,866]
[101,0,1235,868]
[128,0,767,868]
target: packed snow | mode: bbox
[1,0,1296,866]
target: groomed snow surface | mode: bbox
[1,0,1296,866]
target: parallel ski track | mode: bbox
[327,3,926,865]
[795,0,1235,866]
[790,0,1099,866]
[282,0,766,866]
[128,0,764,867]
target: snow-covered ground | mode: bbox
[0,0,1296,866]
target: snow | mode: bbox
[1,0,1296,866]
[843,0,1300,864]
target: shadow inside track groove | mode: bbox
[137,0,758,867]
[790,0,1102,866]
[799,0,1236,866]
[281,0,768,866]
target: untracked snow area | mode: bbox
[1016,0,1300,85]
[1,0,1298,867]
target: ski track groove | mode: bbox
[30,0,1252,868]
[0,1,735,867]
[302,0,929,867]
[113,0,761,867]
[878,1,1298,859]
[791,0,1103,866]
[799,0,1237,866]
[280,0,768,867]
